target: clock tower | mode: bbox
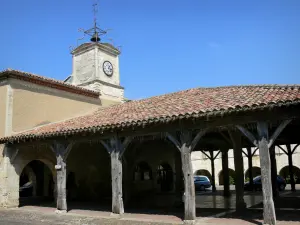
[66,4,124,103]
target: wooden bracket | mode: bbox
[292,144,299,154]
[50,141,74,162]
[166,129,207,153]
[268,119,291,148]
[100,136,133,159]
[236,125,258,147]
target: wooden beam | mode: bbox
[277,145,288,155]
[257,121,276,225]
[201,150,211,159]
[292,144,299,154]
[247,147,254,190]
[120,137,134,157]
[166,132,181,152]
[191,130,207,151]
[221,148,230,197]
[286,144,296,192]
[213,150,221,160]
[220,131,232,145]
[242,149,248,157]
[209,150,217,192]
[268,119,292,148]
[100,140,111,154]
[236,125,258,147]
[251,147,259,157]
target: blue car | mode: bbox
[194,175,211,191]
[244,175,286,191]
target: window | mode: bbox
[134,162,152,181]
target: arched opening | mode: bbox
[245,167,261,181]
[157,162,173,192]
[19,160,54,206]
[279,166,300,184]
[218,169,236,185]
[194,169,212,181]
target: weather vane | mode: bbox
[69,0,117,52]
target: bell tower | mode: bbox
[66,3,124,102]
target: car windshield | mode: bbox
[253,176,261,182]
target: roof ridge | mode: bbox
[0,68,100,98]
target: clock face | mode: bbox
[103,61,113,76]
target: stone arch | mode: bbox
[194,169,212,181]
[19,160,55,202]
[0,145,56,208]
[279,166,300,184]
[218,168,236,185]
[245,167,261,180]
[20,166,37,197]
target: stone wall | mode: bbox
[0,143,56,208]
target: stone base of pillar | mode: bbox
[183,219,196,224]
[55,209,67,214]
[110,213,122,218]
[236,201,247,211]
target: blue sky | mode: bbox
[1,0,300,99]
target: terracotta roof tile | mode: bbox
[0,69,99,98]
[1,85,300,143]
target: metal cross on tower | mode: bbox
[84,1,107,42]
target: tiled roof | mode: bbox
[1,85,300,143]
[0,69,99,98]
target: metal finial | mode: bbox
[82,0,107,42]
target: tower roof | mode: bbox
[71,42,120,55]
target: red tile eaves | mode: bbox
[1,84,300,143]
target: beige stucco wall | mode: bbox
[10,79,102,133]
[0,85,7,137]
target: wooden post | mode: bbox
[110,139,124,214]
[221,148,230,197]
[50,141,73,213]
[237,120,291,225]
[180,132,195,220]
[257,122,276,225]
[209,150,216,192]
[166,129,207,221]
[100,136,132,215]
[286,144,295,192]
[269,145,279,197]
[56,154,67,211]
[229,130,246,210]
[246,147,254,191]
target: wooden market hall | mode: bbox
[1,85,300,225]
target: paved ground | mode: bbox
[2,186,300,225]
